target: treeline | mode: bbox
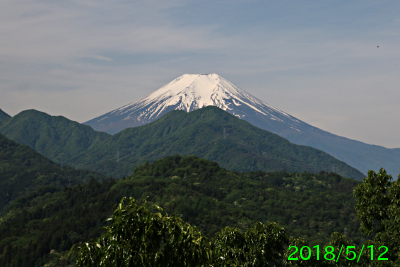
[0,155,368,266]
[73,188,400,266]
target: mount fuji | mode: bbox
[85,73,400,176]
[85,73,313,135]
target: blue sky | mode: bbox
[1,0,399,147]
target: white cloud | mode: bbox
[1,0,400,147]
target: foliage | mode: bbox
[72,197,211,267]
[0,155,365,266]
[125,155,363,244]
[71,189,399,266]
[0,109,110,163]
[1,153,400,265]
[353,168,400,264]
[72,198,289,267]
[0,109,11,127]
[0,107,364,179]
[0,133,104,214]
[0,178,116,267]
[212,222,288,266]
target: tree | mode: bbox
[212,222,288,266]
[353,168,400,264]
[71,197,211,267]
[71,197,290,267]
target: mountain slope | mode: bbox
[0,133,105,213]
[0,109,11,127]
[85,73,400,176]
[85,73,307,135]
[78,106,363,179]
[0,107,363,179]
[0,155,364,266]
[0,109,110,163]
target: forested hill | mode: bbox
[0,109,11,127]
[0,133,105,214]
[0,109,110,162]
[74,107,364,179]
[0,107,364,179]
[0,155,364,266]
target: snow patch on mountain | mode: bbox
[85,73,312,136]
[112,74,292,123]
[83,74,400,178]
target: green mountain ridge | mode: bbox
[0,107,364,179]
[0,109,11,127]
[0,109,110,162]
[0,133,105,214]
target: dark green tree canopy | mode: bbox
[353,168,400,264]
[72,197,211,267]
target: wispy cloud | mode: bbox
[1,0,400,147]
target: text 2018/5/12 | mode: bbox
[288,245,388,263]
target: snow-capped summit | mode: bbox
[85,73,400,177]
[85,73,307,135]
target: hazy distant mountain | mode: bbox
[0,109,11,127]
[0,107,364,179]
[85,74,400,176]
